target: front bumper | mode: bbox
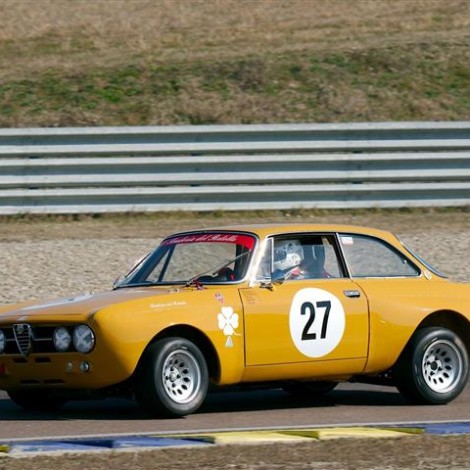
[0,350,131,391]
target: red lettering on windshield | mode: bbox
[162,233,255,249]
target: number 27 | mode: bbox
[301,300,331,340]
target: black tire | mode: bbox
[283,381,337,397]
[135,337,209,417]
[8,390,67,411]
[393,327,469,405]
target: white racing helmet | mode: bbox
[273,239,303,272]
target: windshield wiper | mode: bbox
[185,251,251,287]
[114,280,158,290]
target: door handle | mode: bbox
[344,290,361,298]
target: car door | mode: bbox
[241,233,369,373]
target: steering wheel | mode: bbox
[216,267,236,281]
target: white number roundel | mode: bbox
[289,288,345,358]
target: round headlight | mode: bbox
[73,325,95,353]
[0,330,5,353]
[53,327,72,352]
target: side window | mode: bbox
[340,234,419,277]
[301,235,344,279]
[255,234,344,280]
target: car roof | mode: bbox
[168,223,398,243]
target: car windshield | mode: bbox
[117,232,257,287]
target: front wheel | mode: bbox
[135,337,209,417]
[393,327,469,405]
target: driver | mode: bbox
[273,239,304,279]
[273,239,330,280]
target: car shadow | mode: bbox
[0,386,409,421]
[199,386,409,414]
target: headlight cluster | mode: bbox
[53,325,95,353]
[0,324,95,354]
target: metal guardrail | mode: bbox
[1,122,470,214]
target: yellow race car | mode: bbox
[0,224,469,417]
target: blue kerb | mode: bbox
[420,422,470,435]
[10,441,106,453]
[111,437,210,448]
[8,436,209,453]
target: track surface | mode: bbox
[2,382,470,440]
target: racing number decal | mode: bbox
[300,300,330,340]
[289,288,345,358]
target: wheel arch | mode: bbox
[416,310,470,353]
[137,325,221,384]
[388,310,470,374]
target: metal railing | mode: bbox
[1,122,469,214]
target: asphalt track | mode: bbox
[2,382,470,441]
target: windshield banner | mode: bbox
[162,233,255,249]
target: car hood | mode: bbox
[0,287,184,321]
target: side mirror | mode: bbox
[259,270,285,290]
[271,269,285,284]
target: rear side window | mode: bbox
[340,234,419,277]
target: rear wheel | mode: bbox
[135,337,209,417]
[8,390,67,411]
[394,327,469,404]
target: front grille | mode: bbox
[2,325,67,355]
[13,323,32,355]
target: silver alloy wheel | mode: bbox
[422,339,463,393]
[162,348,202,404]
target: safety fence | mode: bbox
[0,121,469,214]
